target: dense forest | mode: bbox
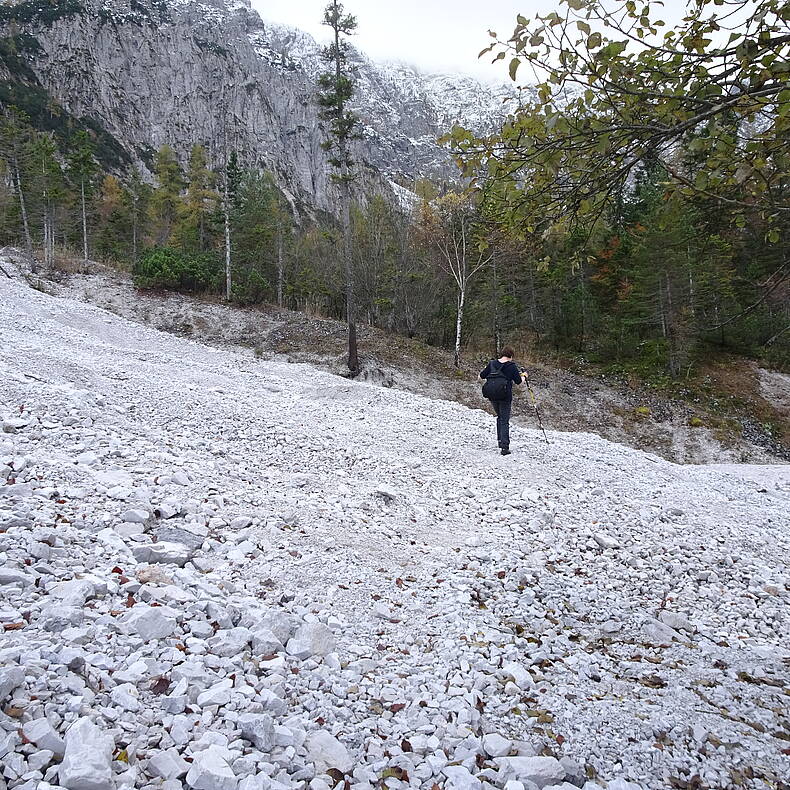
[0,0,787,381]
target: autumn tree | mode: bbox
[149,145,184,245]
[417,192,491,366]
[448,0,789,244]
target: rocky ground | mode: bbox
[35,256,789,466]
[1,253,789,790]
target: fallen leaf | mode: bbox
[3,622,25,631]
[150,677,171,695]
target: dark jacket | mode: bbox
[480,360,523,401]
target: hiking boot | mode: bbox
[500,448,511,456]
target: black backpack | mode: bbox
[482,361,510,401]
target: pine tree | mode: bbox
[28,133,65,269]
[67,130,98,265]
[0,107,34,259]
[317,0,359,375]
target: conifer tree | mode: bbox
[0,107,34,260]
[317,0,359,375]
[126,167,149,265]
[67,130,97,265]
[29,133,64,268]
[149,145,184,245]
[95,174,132,261]
[177,144,218,252]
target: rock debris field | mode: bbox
[1,262,789,790]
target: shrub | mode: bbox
[133,247,221,293]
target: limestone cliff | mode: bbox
[0,0,518,211]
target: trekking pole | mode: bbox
[525,379,550,445]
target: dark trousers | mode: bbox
[492,399,512,449]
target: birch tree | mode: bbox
[419,193,491,367]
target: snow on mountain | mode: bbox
[1,252,789,788]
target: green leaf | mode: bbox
[587,32,602,48]
[509,58,521,81]
[577,20,591,34]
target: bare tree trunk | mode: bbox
[132,192,138,265]
[48,204,55,268]
[341,177,358,374]
[224,185,231,301]
[454,284,466,368]
[81,180,89,264]
[13,159,33,260]
[277,224,284,307]
[42,204,48,267]
[492,253,500,355]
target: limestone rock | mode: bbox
[58,717,114,790]
[305,730,352,773]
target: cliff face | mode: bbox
[1,0,518,211]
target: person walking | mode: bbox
[479,346,527,455]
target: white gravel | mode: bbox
[1,258,789,790]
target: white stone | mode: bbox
[593,532,620,550]
[58,717,114,790]
[495,757,565,789]
[125,604,179,641]
[238,714,275,750]
[443,764,482,790]
[305,730,352,773]
[286,623,335,659]
[0,665,25,701]
[659,610,695,633]
[207,627,252,657]
[186,745,238,790]
[501,661,533,689]
[197,679,233,707]
[132,542,191,566]
[0,567,31,586]
[110,683,141,711]
[48,579,96,607]
[122,508,149,523]
[22,718,65,756]
[250,627,284,655]
[148,747,190,780]
[483,732,512,757]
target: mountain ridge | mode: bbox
[0,0,521,211]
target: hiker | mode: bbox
[479,346,527,455]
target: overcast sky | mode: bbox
[251,0,690,80]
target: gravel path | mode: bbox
[1,260,788,790]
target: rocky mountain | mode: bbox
[0,0,520,211]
